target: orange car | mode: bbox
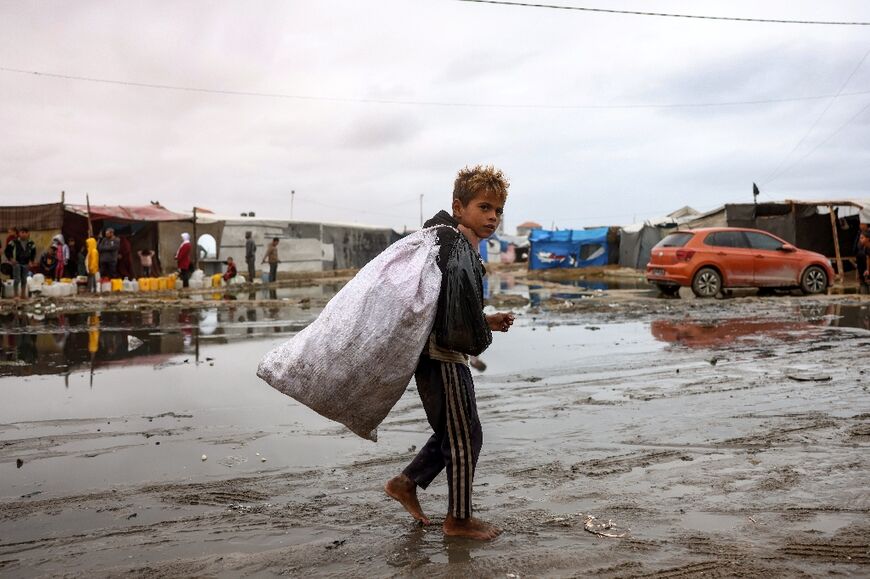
[646,227,834,298]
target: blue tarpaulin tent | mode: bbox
[529,227,609,270]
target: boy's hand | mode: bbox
[487,312,515,332]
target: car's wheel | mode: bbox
[800,265,828,295]
[692,267,721,298]
[656,283,680,298]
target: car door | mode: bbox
[745,231,801,286]
[702,231,754,286]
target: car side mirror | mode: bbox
[779,244,797,252]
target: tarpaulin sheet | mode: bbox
[529,227,609,270]
[0,202,64,231]
[65,204,190,222]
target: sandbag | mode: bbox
[257,228,443,441]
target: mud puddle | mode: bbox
[1,295,868,577]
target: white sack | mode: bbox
[257,228,443,441]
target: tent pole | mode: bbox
[192,207,198,272]
[828,205,843,285]
[86,194,94,238]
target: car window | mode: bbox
[703,231,749,248]
[745,231,784,251]
[655,233,694,248]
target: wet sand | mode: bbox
[1,277,868,577]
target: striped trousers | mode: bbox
[403,356,482,520]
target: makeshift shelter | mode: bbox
[714,201,869,280]
[529,227,609,270]
[618,208,700,270]
[0,202,65,258]
[64,204,221,278]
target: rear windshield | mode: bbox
[655,233,694,248]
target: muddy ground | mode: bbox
[1,273,868,578]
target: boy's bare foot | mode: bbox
[443,514,501,540]
[385,474,431,526]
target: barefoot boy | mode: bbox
[386,165,515,540]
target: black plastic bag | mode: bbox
[434,236,492,356]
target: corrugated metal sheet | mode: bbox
[65,204,190,222]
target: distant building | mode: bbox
[516,221,542,237]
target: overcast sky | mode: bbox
[1,0,869,232]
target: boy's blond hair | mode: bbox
[453,165,510,206]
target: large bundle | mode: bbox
[257,228,442,441]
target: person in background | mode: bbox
[244,231,256,282]
[3,228,17,260]
[118,235,133,279]
[86,236,99,292]
[137,248,154,277]
[10,228,36,299]
[98,229,120,278]
[860,229,870,295]
[223,256,237,283]
[52,234,69,281]
[67,238,79,274]
[175,232,192,288]
[262,237,280,283]
[75,240,87,277]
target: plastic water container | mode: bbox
[211,273,223,287]
[32,274,45,285]
[130,280,139,292]
[111,279,123,292]
[100,280,112,292]
[157,277,168,291]
[138,278,149,291]
[122,278,132,292]
[2,280,12,298]
[174,279,183,290]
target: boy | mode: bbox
[385,165,514,540]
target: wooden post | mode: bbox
[829,205,843,284]
[86,194,94,238]
[192,207,198,271]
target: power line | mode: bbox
[2,65,870,110]
[765,97,870,186]
[453,0,870,26]
[761,46,870,186]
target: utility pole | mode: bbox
[419,194,423,228]
[291,190,295,220]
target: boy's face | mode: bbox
[452,190,504,239]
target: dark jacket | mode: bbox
[10,238,36,264]
[424,210,492,356]
[245,238,256,261]
[97,237,120,264]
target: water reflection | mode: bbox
[0,306,317,378]
[651,304,870,348]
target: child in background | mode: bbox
[137,249,154,277]
[85,237,99,292]
[223,256,237,283]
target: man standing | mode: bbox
[262,237,280,283]
[97,228,120,278]
[10,228,36,299]
[176,232,192,288]
[244,231,256,282]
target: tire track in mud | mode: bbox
[571,450,690,477]
[780,538,870,564]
